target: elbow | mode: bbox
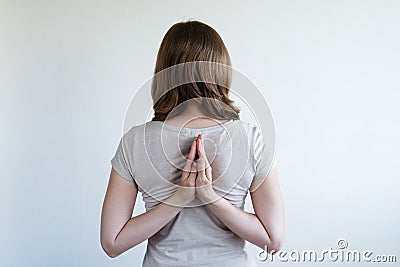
[105,249,118,259]
[260,231,284,253]
[103,246,119,258]
[269,238,284,253]
[267,231,285,253]
[106,253,117,259]
[266,223,285,253]
[101,240,119,258]
[258,234,284,253]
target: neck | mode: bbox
[165,102,219,127]
[181,102,205,118]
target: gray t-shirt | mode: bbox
[111,119,275,267]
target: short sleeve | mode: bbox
[110,138,135,183]
[249,126,276,192]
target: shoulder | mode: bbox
[231,120,261,139]
[231,120,258,130]
[121,121,159,144]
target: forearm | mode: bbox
[206,196,271,250]
[110,193,185,257]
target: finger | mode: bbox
[197,157,206,178]
[188,137,197,161]
[194,136,199,160]
[197,135,211,170]
[197,140,212,181]
[184,137,197,170]
[198,158,212,182]
[182,160,192,176]
[183,138,197,173]
[197,137,205,164]
[196,134,203,158]
[191,161,197,173]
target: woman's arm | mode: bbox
[100,138,198,258]
[195,134,285,253]
[100,169,184,258]
[250,167,285,253]
[206,167,285,253]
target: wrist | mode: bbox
[199,188,220,204]
[168,187,195,207]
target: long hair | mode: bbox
[151,20,240,121]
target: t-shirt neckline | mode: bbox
[152,119,236,133]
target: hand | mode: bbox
[172,137,198,206]
[195,134,219,204]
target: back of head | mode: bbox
[151,20,240,121]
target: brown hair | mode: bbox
[151,20,240,121]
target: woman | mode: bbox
[100,20,284,267]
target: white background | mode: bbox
[1,1,399,266]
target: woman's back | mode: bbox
[101,20,284,266]
[111,119,273,266]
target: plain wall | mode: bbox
[1,0,399,266]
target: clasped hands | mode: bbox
[174,134,219,206]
